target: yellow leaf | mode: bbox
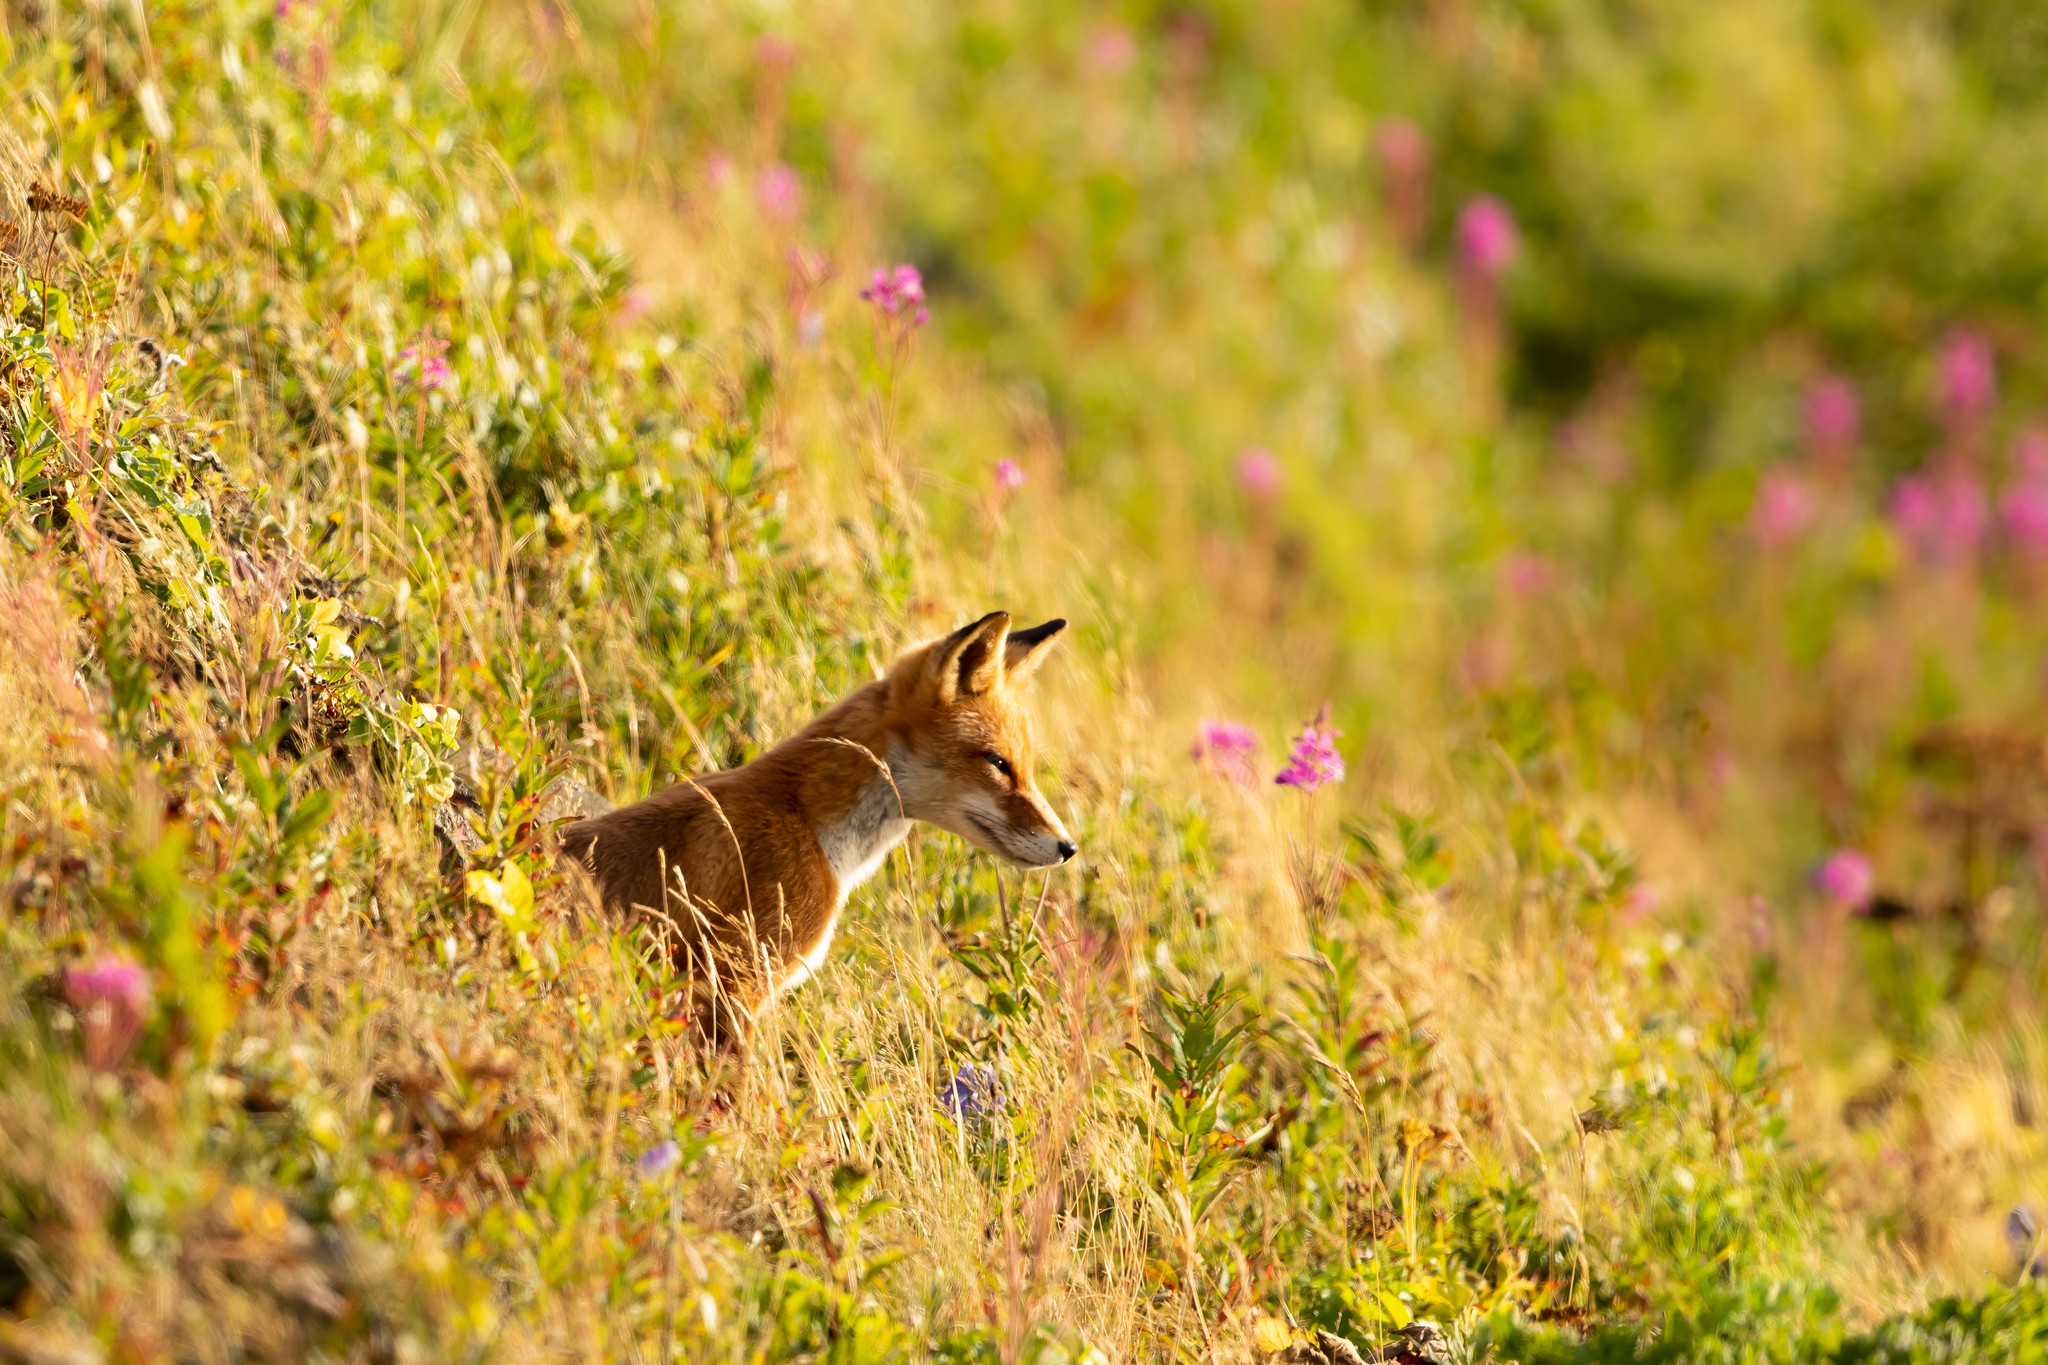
[1251,1314,1294,1356]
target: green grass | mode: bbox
[2,1,2046,1360]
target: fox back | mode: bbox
[558,611,1074,1051]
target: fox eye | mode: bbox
[981,751,1014,779]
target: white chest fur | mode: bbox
[779,764,911,998]
[813,765,912,900]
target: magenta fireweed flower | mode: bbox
[2003,483,2048,558]
[861,264,929,326]
[1457,196,1519,280]
[2002,432,2048,559]
[1275,704,1345,791]
[397,338,451,391]
[755,163,801,221]
[1804,376,1860,466]
[993,458,1026,491]
[1814,850,1873,911]
[1236,447,1282,495]
[1192,719,1260,786]
[1893,471,1988,566]
[1940,331,1997,425]
[64,954,151,1071]
[1753,468,1816,549]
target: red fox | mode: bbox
[558,611,1075,1052]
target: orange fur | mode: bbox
[558,612,1074,1053]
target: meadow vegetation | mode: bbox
[2,1,2047,1360]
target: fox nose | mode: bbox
[1056,839,1077,863]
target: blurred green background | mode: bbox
[5,0,2048,1357]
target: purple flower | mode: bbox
[1191,719,1260,786]
[637,1139,681,1179]
[2002,432,2048,559]
[1752,468,1816,549]
[939,1062,1004,1122]
[1457,196,1519,280]
[1814,850,1873,911]
[2009,1207,2043,1278]
[1803,376,1860,465]
[1893,471,1988,566]
[63,954,151,1071]
[860,263,929,326]
[1940,331,1997,425]
[993,458,1026,491]
[397,337,451,391]
[755,163,801,221]
[1275,704,1345,792]
[1235,447,1282,495]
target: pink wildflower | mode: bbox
[1235,447,1282,495]
[755,35,798,70]
[1752,468,1816,549]
[1374,118,1429,179]
[1275,704,1345,792]
[617,286,654,325]
[1085,25,1138,74]
[1892,470,1988,566]
[704,152,736,191]
[1620,882,1660,924]
[64,954,151,1071]
[993,458,1026,491]
[397,337,451,391]
[1501,552,1556,597]
[860,264,929,325]
[1374,118,1431,247]
[1192,719,1260,787]
[1940,331,1997,425]
[1456,196,1519,281]
[1814,850,1873,911]
[755,163,801,221]
[1803,376,1860,467]
[2002,431,2048,559]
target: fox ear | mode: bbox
[1003,618,1067,684]
[933,611,1011,701]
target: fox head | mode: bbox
[885,611,1077,870]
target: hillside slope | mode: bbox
[1,2,2046,1361]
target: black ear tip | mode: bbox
[1009,617,1069,647]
